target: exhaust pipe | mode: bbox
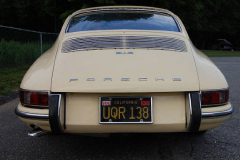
[28,125,49,137]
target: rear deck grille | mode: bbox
[62,36,187,53]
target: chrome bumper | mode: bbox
[202,106,234,118]
[15,93,63,134]
[15,107,49,120]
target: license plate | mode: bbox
[99,97,153,124]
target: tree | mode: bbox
[0,0,239,49]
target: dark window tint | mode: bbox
[67,12,180,32]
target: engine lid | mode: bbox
[51,48,199,92]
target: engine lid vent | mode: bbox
[62,36,187,53]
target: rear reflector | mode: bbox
[20,90,49,106]
[201,89,229,106]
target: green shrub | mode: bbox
[0,66,30,95]
[0,39,52,68]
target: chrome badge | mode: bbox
[69,78,78,82]
[138,77,147,81]
[86,78,95,81]
[116,51,134,54]
[121,78,130,81]
[155,78,164,81]
[172,78,181,81]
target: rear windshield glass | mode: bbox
[67,12,180,33]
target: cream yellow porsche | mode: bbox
[15,6,233,136]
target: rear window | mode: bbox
[67,12,180,33]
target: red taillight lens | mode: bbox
[20,90,49,106]
[201,89,229,106]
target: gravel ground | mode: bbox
[0,57,239,160]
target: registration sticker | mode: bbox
[102,101,111,106]
[141,101,150,106]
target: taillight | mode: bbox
[201,89,229,106]
[20,90,49,106]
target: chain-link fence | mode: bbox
[0,25,58,68]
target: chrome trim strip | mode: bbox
[202,106,234,118]
[99,96,153,124]
[15,107,49,120]
[202,102,228,108]
[199,92,202,123]
[187,93,193,132]
[65,8,182,33]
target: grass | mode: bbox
[0,40,53,95]
[202,50,240,57]
[0,66,30,95]
[0,39,52,68]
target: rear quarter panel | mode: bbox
[190,44,228,90]
[20,40,59,90]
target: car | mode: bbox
[15,6,233,136]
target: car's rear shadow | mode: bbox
[33,132,210,159]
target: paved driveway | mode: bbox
[0,57,239,159]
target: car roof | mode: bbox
[71,6,176,17]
